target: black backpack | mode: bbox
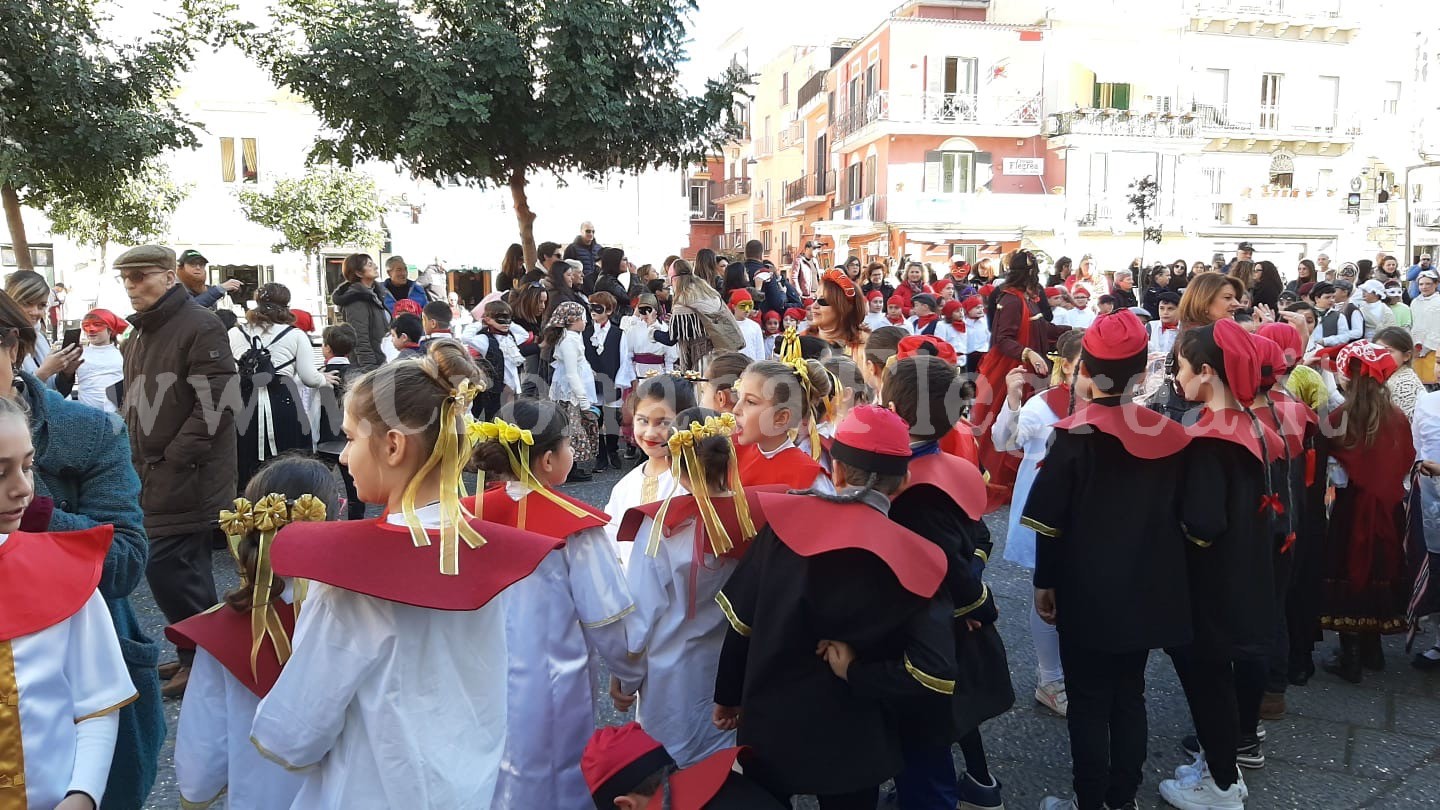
[236,325,297,400]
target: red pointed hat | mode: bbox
[962,295,983,311]
[1212,318,1262,407]
[1044,286,1063,298]
[784,307,807,321]
[1082,309,1147,361]
[763,310,782,324]
[81,308,128,336]
[582,723,677,808]
[1257,322,1304,370]
[896,335,958,365]
[866,289,884,302]
[728,290,754,308]
[942,300,963,319]
[290,308,315,333]
[831,404,913,476]
[1251,333,1285,389]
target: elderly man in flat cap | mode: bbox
[114,244,238,697]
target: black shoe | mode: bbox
[592,456,610,473]
[1324,635,1363,684]
[1360,634,1385,672]
[607,450,622,470]
[566,467,593,483]
[1289,652,1316,686]
[1236,734,1265,769]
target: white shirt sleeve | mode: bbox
[287,328,327,389]
[991,399,1021,451]
[68,713,119,804]
[616,326,638,391]
[558,334,592,409]
[175,649,232,807]
[1016,394,1061,446]
[65,591,135,802]
[565,528,643,686]
[251,587,381,770]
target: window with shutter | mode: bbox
[974,152,993,192]
[242,137,259,183]
[1092,82,1132,110]
[865,156,877,197]
[220,137,236,182]
[924,151,941,193]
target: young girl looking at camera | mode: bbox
[468,398,643,808]
[251,342,560,810]
[604,373,699,552]
[170,456,340,810]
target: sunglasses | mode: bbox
[584,230,595,234]
[816,297,831,307]
[115,268,169,284]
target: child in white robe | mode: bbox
[604,373,700,554]
[0,395,136,810]
[467,399,643,809]
[170,457,340,810]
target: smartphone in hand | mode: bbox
[62,328,82,350]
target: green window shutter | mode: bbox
[1115,83,1131,111]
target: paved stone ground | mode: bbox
[136,466,1440,808]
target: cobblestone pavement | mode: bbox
[137,466,1440,808]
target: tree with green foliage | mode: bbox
[0,0,212,270]
[236,165,385,292]
[250,0,746,268]
[43,162,190,269]
[1126,175,1163,267]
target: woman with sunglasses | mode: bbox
[804,267,870,366]
[0,290,163,808]
[591,248,632,326]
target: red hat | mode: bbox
[961,295,983,311]
[1297,281,1316,299]
[896,335,958,365]
[582,723,677,808]
[866,290,884,302]
[1251,333,1284,389]
[979,284,995,298]
[1212,318,1262,407]
[831,404,914,476]
[763,310,782,324]
[1334,340,1399,384]
[394,299,423,317]
[933,278,952,294]
[81,308,128,337]
[1081,309,1147,362]
[784,307,807,321]
[290,308,315,333]
[941,299,963,319]
[728,290,754,308]
[1257,322,1303,371]
[1044,286,1062,298]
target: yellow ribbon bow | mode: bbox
[399,384,488,576]
[219,493,328,681]
[648,412,756,558]
[467,414,586,530]
[778,328,826,461]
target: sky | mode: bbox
[681,0,884,92]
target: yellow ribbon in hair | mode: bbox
[470,415,588,530]
[777,328,826,460]
[219,493,328,681]
[399,380,486,576]
[647,413,757,558]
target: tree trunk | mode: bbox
[1,183,33,271]
[509,168,538,271]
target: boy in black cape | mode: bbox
[712,405,958,809]
[1023,310,1194,810]
[581,722,785,809]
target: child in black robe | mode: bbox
[1022,310,1193,810]
[713,405,958,810]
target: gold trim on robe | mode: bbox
[903,654,956,695]
[715,591,751,637]
[0,641,25,810]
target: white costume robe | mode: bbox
[736,316,766,363]
[605,462,682,556]
[6,583,134,810]
[491,484,643,809]
[616,322,679,391]
[174,589,305,810]
[251,504,512,810]
[622,515,739,767]
[991,390,1065,568]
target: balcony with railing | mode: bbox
[689,200,722,221]
[1191,102,1361,142]
[797,71,827,113]
[713,177,752,203]
[712,230,746,252]
[830,194,888,224]
[1047,108,1203,140]
[754,137,775,159]
[1189,0,1356,38]
[832,90,1043,145]
[785,171,835,210]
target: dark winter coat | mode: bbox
[332,281,391,372]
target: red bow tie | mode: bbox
[1161,323,1178,331]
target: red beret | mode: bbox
[933,278,952,293]
[1044,286,1062,298]
[1081,310,1147,362]
[831,404,913,475]
[1251,333,1284,389]
[1256,322,1304,370]
[866,290,884,302]
[896,335,958,365]
[763,310,782,323]
[942,300,963,318]
[1297,282,1316,299]
[728,290,753,308]
[582,723,675,803]
[962,295,983,311]
[784,307,807,321]
[394,299,423,317]
[1212,318,1262,407]
[290,308,315,333]
[81,308,128,337]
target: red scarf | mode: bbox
[887,314,907,326]
[913,313,939,332]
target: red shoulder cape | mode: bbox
[617,485,782,558]
[939,421,980,467]
[0,526,112,641]
[1040,384,1075,421]
[269,518,562,611]
[736,442,827,491]
[165,602,295,697]
[758,492,947,597]
[1054,401,1190,459]
[668,747,745,810]
[903,452,987,520]
[1187,407,1286,463]
[464,487,609,538]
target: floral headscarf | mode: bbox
[546,301,587,329]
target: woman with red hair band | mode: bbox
[805,267,870,367]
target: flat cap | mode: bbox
[113,245,176,273]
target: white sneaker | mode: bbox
[1039,798,1078,810]
[1035,679,1069,717]
[1160,768,1246,810]
[1173,755,1248,801]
